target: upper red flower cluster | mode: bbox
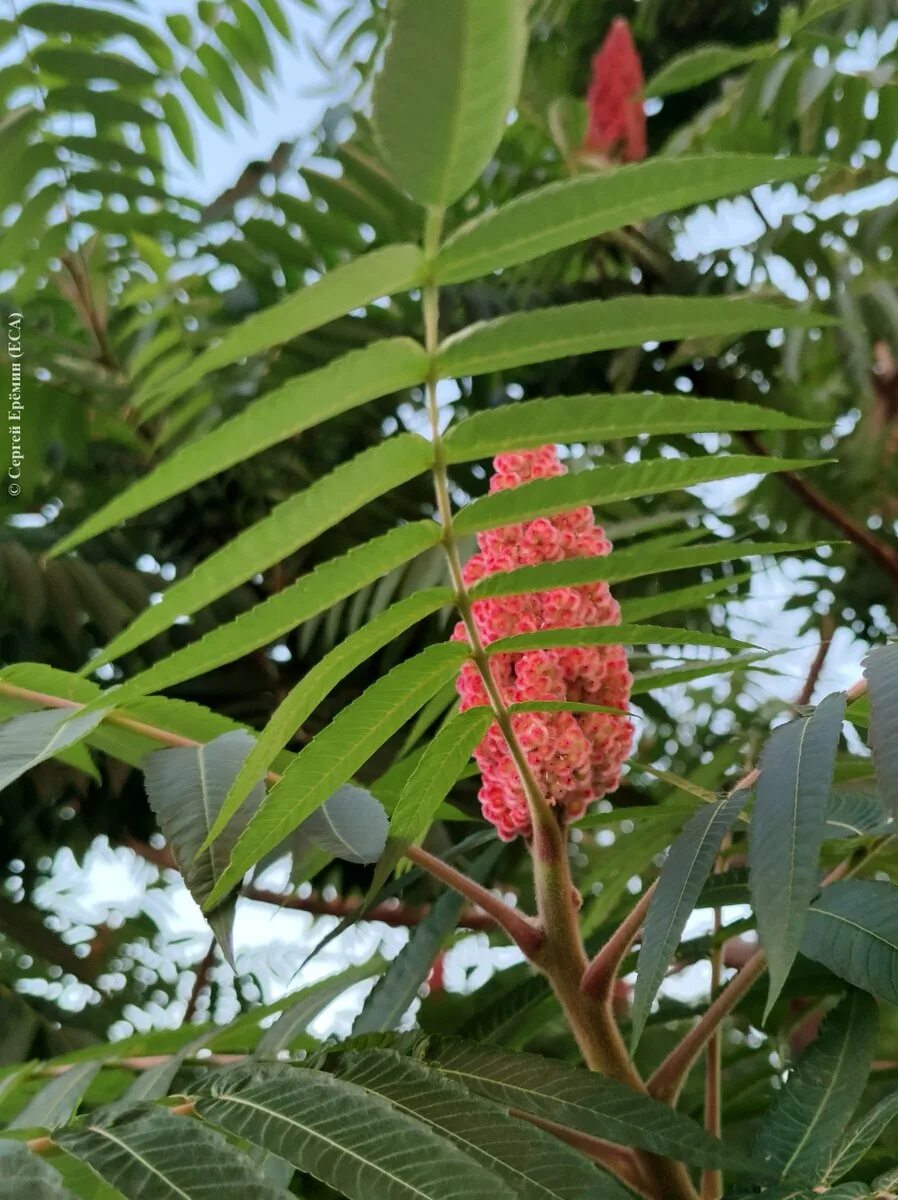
[453,446,634,841]
[582,17,646,163]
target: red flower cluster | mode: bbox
[453,446,633,841]
[582,17,646,163]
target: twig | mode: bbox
[243,884,498,932]
[739,431,898,589]
[794,613,836,708]
[405,844,543,956]
[184,941,216,1023]
[648,948,767,1105]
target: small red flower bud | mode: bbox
[582,17,647,164]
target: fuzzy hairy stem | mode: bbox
[649,948,766,1106]
[581,880,657,1002]
[405,844,543,955]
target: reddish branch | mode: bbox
[795,613,836,708]
[740,431,898,588]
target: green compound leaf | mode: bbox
[142,244,426,408]
[207,588,452,850]
[87,434,433,669]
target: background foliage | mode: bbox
[1,0,898,1196]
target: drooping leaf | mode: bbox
[87,434,433,669]
[443,393,817,461]
[455,458,825,535]
[205,644,469,908]
[192,1063,515,1200]
[800,880,898,1005]
[373,0,526,206]
[436,154,815,283]
[0,708,107,793]
[754,991,878,1180]
[826,1088,898,1182]
[353,886,469,1036]
[423,1040,752,1172]
[437,296,830,379]
[299,785,388,865]
[486,623,749,655]
[142,245,426,407]
[749,691,847,1017]
[7,1062,101,1130]
[96,522,442,707]
[372,707,491,894]
[631,789,749,1048]
[864,643,898,821]
[143,731,266,967]
[50,339,428,556]
[645,43,775,98]
[206,588,451,849]
[336,1049,634,1200]
[58,1109,293,1200]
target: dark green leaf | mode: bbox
[299,785,388,865]
[424,1039,750,1171]
[192,1063,515,1199]
[750,691,846,1017]
[51,339,427,555]
[801,880,898,1005]
[58,1109,293,1200]
[0,708,107,793]
[631,789,748,1048]
[336,1049,634,1199]
[865,643,898,820]
[754,991,877,1180]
